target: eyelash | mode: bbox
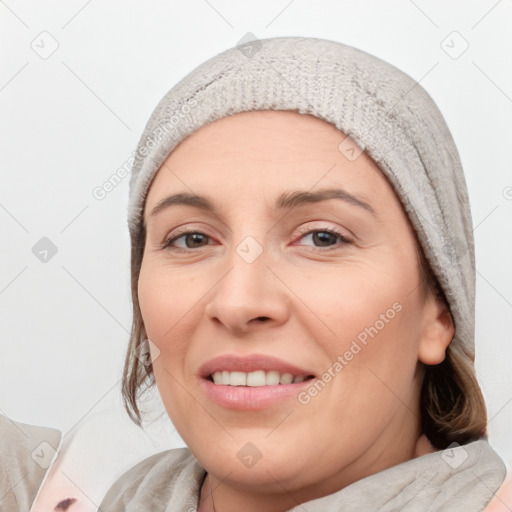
[160,226,352,253]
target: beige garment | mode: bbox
[0,414,61,512]
[98,439,506,512]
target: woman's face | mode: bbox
[138,110,451,503]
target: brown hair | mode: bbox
[122,221,488,450]
[416,247,488,448]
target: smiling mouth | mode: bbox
[208,370,315,387]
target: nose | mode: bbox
[204,241,290,336]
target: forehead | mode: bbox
[169,110,361,165]
[144,110,393,213]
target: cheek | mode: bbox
[137,264,188,419]
[137,263,193,401]
[297,255,419,336]
[137,261,210,407]
[290,265,423,458]
[138,262,195,345]
[292,255,423,386]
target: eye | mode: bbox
[163,231,211,251]
[296,227,351,248]
[161,227,351,252]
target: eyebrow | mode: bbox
[276,189,376,215]
[149,188,376,218]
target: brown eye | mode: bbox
[165,232,210,249]
[298,229,351,248]
[311,231,339,246]
[182,233,209,248]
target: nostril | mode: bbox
[255,316,270,322]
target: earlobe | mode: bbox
[418,296,455,366]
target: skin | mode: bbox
[486,473,512,512]
[138,110,456,512]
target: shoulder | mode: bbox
[98,447,205,512]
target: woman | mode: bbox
[97,36,507,511]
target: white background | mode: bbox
[1,0,511,471]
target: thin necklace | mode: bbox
[208,473,217,512]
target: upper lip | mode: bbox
[198,354,315,379]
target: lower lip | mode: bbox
[200,378,313,410]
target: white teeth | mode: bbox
[265,370,280,386]
[247,370,266,387]
[230,371,247,386]
[279,373,293,384]
[211,370,308,386]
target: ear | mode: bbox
[418,293,455,365]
